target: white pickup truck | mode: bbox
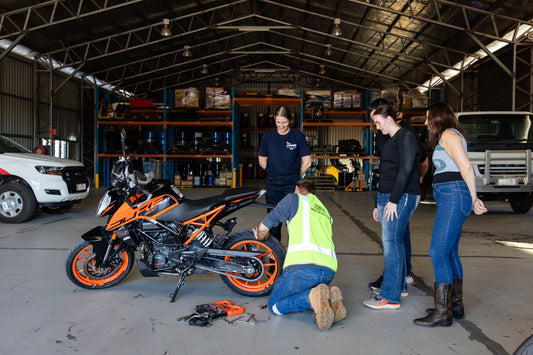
[0,135,90,223]
[457,111,533,213]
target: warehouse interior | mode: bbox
[1,1,533,354]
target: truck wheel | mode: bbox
[0,182,37,223]
[509,193,533,214]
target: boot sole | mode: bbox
[413,320,453,327]
[330,286,347,322]
[309,284,334,331]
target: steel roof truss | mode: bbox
[0,0,143,41]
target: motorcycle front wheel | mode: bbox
[220,229,286,297]
[65,240,134,289]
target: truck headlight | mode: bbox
[35,166,63,175]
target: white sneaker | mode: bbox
[406,275,414,284]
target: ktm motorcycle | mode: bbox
[65,131,285,301]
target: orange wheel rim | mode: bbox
[71,244,129,287]
[226,240,280,292]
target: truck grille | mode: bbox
[61,167,89,193]
[478,164,527,176]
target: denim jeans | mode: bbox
[430,180,472,284]
[265,173,300,240]
[268,266,335,315]
[377,192,420,303]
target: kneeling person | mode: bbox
[253,180,346,331]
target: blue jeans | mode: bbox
[268,266,335,315]
[430,181,472,284]
[377,192,420,303]
[265,173,300,240]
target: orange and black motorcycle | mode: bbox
[65,132,285,302]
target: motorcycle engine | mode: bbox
[140,221,181,270]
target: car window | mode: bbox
[0,135,31,153]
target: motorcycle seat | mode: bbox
[159,187,260,223]
[220,187,260,202]
[159,196,222,222]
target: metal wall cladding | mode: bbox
[0,55,34,149]
[1,52,82,151]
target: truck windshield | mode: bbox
[459,113,533,144]
[0,135,31,153]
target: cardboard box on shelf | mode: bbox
[215,178,227,186]
[175,88,200,108]
[357,173,366,181]
[174,175,181,186]
[186,175,194,181]
[206,87,231,109]
[359,180,368,189]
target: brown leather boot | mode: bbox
[414,283,453,327]
[451,277,464,319]
[426,278,465,319]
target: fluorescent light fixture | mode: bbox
[418,21,533,93]
[200,64,208,75]
[319,64,326,75]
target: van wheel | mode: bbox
[509,193,533,214]
[0,182,36,223]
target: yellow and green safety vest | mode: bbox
[284,193,337,271]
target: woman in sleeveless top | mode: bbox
[414,103,487,328]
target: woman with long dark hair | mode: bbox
[363,103,421,310]
[413,103,486,327]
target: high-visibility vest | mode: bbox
[284,193,337,271]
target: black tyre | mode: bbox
[220,229,286,297]
[509,193,533,214]
[0,182,36,223]
[42,205,73,214]
[65,240,134,289]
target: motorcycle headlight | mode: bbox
[35,166,63,175]
[96,191,112,216]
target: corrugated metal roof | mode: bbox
[1,0,532,97]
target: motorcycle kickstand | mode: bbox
[170,272,187,303]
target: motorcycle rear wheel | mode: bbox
[220,229,285,297]
[65,240,134,289]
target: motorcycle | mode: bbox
[65,130,285,302]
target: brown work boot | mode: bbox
[330,286,347,322]
[309,284,334,331]
[414,282,453,327]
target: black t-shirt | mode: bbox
[375,120,427,163]
[258,129,310,175]
[378,128,421,203]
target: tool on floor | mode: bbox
[178,300,245,327]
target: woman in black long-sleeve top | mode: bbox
[363,103,421,310]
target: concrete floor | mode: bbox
[1,181,532,355]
